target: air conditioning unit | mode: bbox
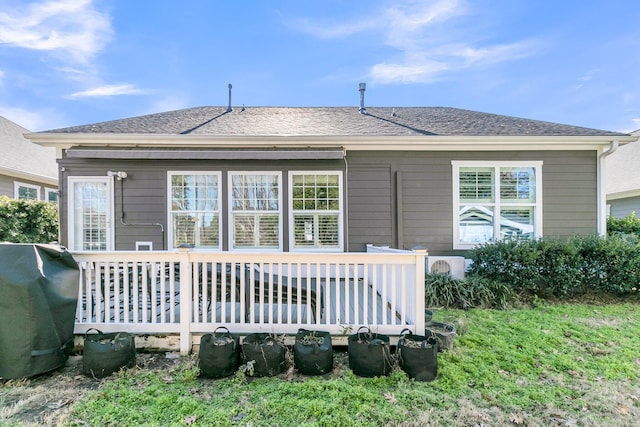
[426,256,466,279]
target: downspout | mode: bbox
[597,140,619,236]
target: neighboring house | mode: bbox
[605,129,640,218]
[0,116,58,202]
[25,93,638,255]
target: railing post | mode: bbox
[178,248,192,354]
[414,249,427,334]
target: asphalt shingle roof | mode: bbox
[42,106,627,137]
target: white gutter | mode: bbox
[597,140,619,236]
[25,133,639,151]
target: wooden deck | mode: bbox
[73,251,426,353]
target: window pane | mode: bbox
[172,212,219,247]
[500,207,535,239]
[232,174,279,211]
[170,174,219,249]
[231,173,281,249]
[73,181,108,251]
[459,168,494,203]
[232,213,279,249]
[458,205,494,244]
[293,214,340,249]
[18,186,38,200]
[500,168,535,203]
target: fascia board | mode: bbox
[606,189,640,201]
[0,166,58,186]
[25,133,639,151]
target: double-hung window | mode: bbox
[452,161,542,249]
[230,172,281,250]
[290,172,342,251]
[169,172,221,249]
[15,182,40,200]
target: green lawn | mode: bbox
[68,303,640,426]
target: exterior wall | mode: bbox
[0,173,57,200]
[58,156,345,251]
[59,150,598,254]
[608,196,640,219]
[346,150,597,255]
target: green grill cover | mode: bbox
[0,243,79,379]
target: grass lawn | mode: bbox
[61,302,640,426]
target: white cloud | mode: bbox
[69,84,146,98]
[0,0,112,63]
[0,70,4,86]
[0,106,62,131]
[294,0,538,85]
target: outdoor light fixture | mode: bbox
[107,170,128,180]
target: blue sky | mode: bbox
[1,0,639,133]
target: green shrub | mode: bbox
[425,273,514,310]
[0,196,59,243]
[467,235,640,298]
[608,212,640,237]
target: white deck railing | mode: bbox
[72,250,426,354]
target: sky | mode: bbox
[1,0,640,133]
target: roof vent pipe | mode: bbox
[358,82,367,114]
[226,83,233,113]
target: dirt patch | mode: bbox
[0,352,180,426]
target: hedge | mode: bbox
[0,196,59,243]
[466,234,640,297]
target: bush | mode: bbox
[608,212,640,237]
[467,235,640,297]
[0,196,59,243]
[425,273,514,310]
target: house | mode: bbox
[22,88,640,352]
[25,88,637,255]
[605,129,640,218]
[0,116,58,201]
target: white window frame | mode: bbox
[14,181,41,200]
[452,161,543,250]
[45,187,59,203]
[167,171,222,251]
[288,171,344,252]
[67,176,114,251]
[228,171,283,251]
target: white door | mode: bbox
[67,177,114,251]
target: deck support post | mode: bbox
[178,249,192,354]
[413,249,427,334]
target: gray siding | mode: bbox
[0,173,57,200]
[608,197,640,219]
[346,150,597,255]
[58,157,345,250]
[0,175,13,198]
[59,150,598,254]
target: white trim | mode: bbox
[67,176,114,251]
[288,171,344,252]
[228,171,283,251]
[14,181,41,200]
[26,133,638,151]
[452,161,543,250]
[45,187,59,202]
[167,171,222,250]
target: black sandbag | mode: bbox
[0,243,79,379]
[348,326,392,377]
[199,327,240,378]
[425,321,457,351]
[294,329,333,375]
[397,328,438,382]
[82,329,136,378]
[241,333,287,377]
